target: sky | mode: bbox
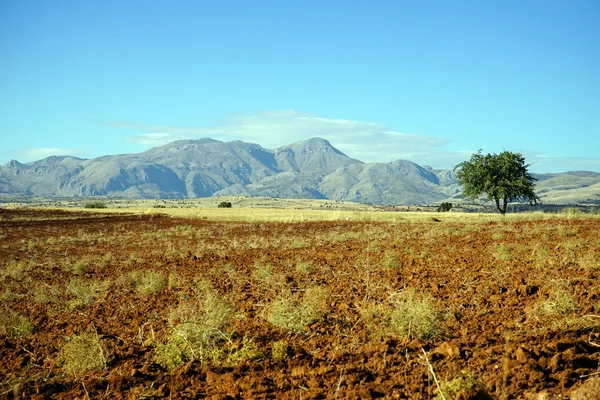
[1,0,599,173]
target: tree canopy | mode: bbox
[454,150,539,214]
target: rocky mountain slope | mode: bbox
[1,138,598,205]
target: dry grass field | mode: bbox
[1,206,599,399]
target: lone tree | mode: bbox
[454,150,539,215]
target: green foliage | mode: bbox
[218,201,232,208]
[436,202,453,212]
[454,150,539,214]
[84,201,107,209]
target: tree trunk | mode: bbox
[494,196,508,215]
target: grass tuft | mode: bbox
[66,278,110,308]
[155,281,256,370]
[0,310,34,338]
[118,270,166,295]
[362,288,444,340]
[60,333,106,377]
[263,286,329,333]
[1,260,28,280]
[434,372,490,400]
[271,340,289,361]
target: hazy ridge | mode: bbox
[1,138,598,205]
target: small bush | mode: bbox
[66,278,110,308]
[526,280,598,331]
[381,250,401,270]
[434,372,490,400]
[33,285,58,304]
[119,270,166,295]
[167,271,183,291]
[1,260,28,280]
[84,201,107,209]
[60,333,106,377]
[388,289,443,340]
[362,288,444,340]
[218,201,232,208]
[436,202,453,212]
[71,260,88,275]
[156,282,256,370]
[540,288,579,317]
[271,340,289,361]
[0,310,34,338]
[295,261,316,274]
[263,286,328,333]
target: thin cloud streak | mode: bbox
[524,153,600,174]
[99,110,600,172]
[105,110,450,163]
[19,147,83,162]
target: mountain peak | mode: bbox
[287,137,333,148]
[4,160,24,169]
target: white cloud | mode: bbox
[523,153,600,174]
[99,110,600,172]
[125,132,184,146]
[105,110,450,163]
[20,147,82,161]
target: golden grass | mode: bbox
[6,196,600,223]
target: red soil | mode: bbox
[0,209,599,399]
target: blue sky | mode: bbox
[1,0,599,172]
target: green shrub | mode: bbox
[69,260,88,275]
[295,261,316,274]
[381,250,401,270]
[218,201,232,208]
[84,201,107,209]
[436,202,453,212]
[572,377,600,400]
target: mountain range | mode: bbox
[1,138,599,205]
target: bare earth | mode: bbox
[1,209,599,399]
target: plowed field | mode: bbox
[1,209,599,399]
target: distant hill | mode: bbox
[532,171,600,205]
[1,138,599,205]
